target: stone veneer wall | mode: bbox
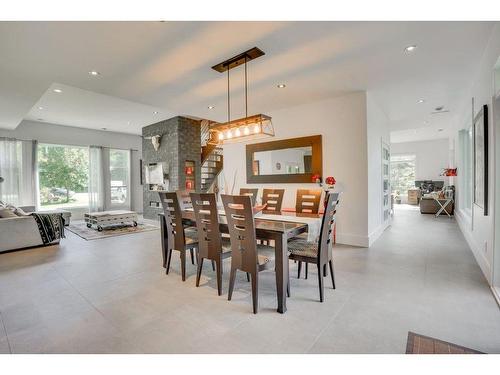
[142,116,201,220]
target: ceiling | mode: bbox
[0,21,495,139]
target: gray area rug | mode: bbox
[67,221,158,240]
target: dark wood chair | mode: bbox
[289,192,340,302]
[221,194,274,314]
[158,191,198,281]
[262,188,285,213]
[190,192,231,296]
[239,188,259,206]
[294,189,323,277]
[296,189,322,214]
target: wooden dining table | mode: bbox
[159,209,321,314]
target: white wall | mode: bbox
[451,24,500,286]
[222,92,370,247]
[366,93,391,245]
[391,139,450,181]
[0,120,143,214]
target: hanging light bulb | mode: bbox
[253,124,260,134]
[226,130,232,139]
[235,128,241,137]
[243,126,250,135]
[218,132,224,141]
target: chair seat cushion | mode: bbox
[184,227,198,245]
[288,238,318,258]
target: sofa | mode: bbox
[419,197,454,215]
[0,206,71,253]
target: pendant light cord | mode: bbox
[227,68,230,123]
[245,55,248,117]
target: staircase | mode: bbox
[200,119,223,193]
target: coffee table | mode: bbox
[85,210,138,231]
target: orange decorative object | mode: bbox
[185,166,193,175]
[185,180,194,190]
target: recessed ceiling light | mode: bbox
[153,111,159,115]
[89,70,100,76]
[53,88,62,93]
[435,106,444,111]
[207,106,215,110]
[404,45,417,53]
[417,99,425,104]
[277,84,286,88]
[38,106,44,110]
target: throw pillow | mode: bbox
[0,207,18,218]
[5,204,29,216]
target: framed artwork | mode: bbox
[473,104,488,215]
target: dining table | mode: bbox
[159,209,322,314]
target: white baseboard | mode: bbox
[368,221,390,247]
[335,232,369,247]
[455,209,492,285]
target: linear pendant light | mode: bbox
[208,47,274,144]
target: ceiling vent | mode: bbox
[431,106,450,115]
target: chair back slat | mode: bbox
[190,192,222,260]
[177,190,193,210]
[296,189,322,214]
[158,191,186,251]
[239,188,259,206]
[317,192,341,263]
[262,189,285,212]
[221,194,259,273]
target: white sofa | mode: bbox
[0,206,69,253]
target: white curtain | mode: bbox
[89,145,104,212]
[0,137,22,206]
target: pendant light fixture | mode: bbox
[208,47,274,144]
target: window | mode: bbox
[109,149,130,208]
[390,154,416,198]
[459,128,473,215]
[38,144,89,210]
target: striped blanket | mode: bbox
[31,212,65,245]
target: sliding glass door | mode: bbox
[38,143,89,213]
[108,149,131,210]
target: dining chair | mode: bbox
[294,188,323,277]
[288,192,341,302]
[221,194,274,314]
[239,188,259,206]
[262,188,285,213]
[190,192,232,296]
[158,191,198,281]
[296,189,322,214]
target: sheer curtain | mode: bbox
[0,137,21,205]
[88,145,104,212]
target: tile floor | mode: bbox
[0,205,499,353]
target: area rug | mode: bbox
[406,332,483,354]
[67,221,158,240]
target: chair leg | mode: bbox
[323,263,328,277]
[287,273,291,298]
[246,272,251,282]
[317,264,324,302]
[166,249,172,274]
[180,250,187,281]
[228,268,237,301]
[305,262,308,279]
[216,260,223,296]
[251,272,259,314]
[297,261,302,278]
[190,248,195,265]
[196,257,204,287]
[211,260,216,271]
[329,260,336,289]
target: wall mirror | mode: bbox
[246,135,322,183]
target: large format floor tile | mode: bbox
[0,209,498,353]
